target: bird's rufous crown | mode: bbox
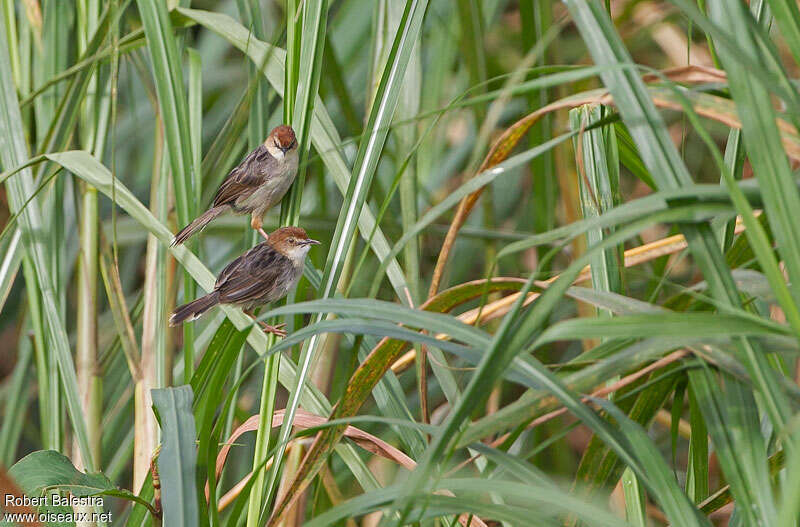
[270,125,297,149]
[268,226,310,246]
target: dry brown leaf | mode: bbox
[209,409,485,526]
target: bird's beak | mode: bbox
[304,238,320,246]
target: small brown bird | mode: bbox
[169,226,319,335]
[172,125,299,245]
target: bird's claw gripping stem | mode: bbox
[257,320,286,337]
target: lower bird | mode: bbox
[169,226,319,336]
[171,124,299,246]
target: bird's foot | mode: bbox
[255,320,286,337]
[258,228,269,241]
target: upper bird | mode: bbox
[169,226,319,335]
[172,124,299,245]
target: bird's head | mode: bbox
[268,226,320,262]
[265,125,298,160]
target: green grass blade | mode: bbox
[0,22,94,470]
[570,104,622,311]
[764,0,800,64]
[36,149,380,506]
[706,0,800,337]
[135,0,194,225]
[282,0,327,225]
[564,2,783,523]
[622,464,647,526]
[266,2,429,522]
[175,7,408,299]
[686,384,709,503]
[152,386,199,527]
[184,46,202,384]
[0,332,32,466]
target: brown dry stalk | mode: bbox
[495,349,688,438]
[391,216,747,373]
[447,350,690,477]
[427,65,791,300]
[208,409,414,503]
[211,409,486,527]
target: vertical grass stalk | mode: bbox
[246,353,279,527]
[135,127,168,491]
[247,0,304,520]
[75,0,104,476]
[184,47,203,384]
[267,2,430,523]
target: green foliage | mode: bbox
[151,386,199,527]
[9,450,156,514]
[4,1,800,526]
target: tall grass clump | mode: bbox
[3,0,800,526]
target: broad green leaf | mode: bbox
[151,386,199,527]
[8,450,156,514]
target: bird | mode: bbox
[171,125,299,246]
[169,226,319,336]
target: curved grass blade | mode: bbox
[706,0,800,336]
[536,313,789,343]
[261,298,491,346]
[0,24,94,469]
[135,0,193,225]
[252,277,526,526]
[386,204,739,525]
[175,7,408,299]
[36,149,380,505]
[265,2,430,523]
[564,1,784,522]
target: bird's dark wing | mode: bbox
[215,243,290,305]
[214,252,246,289]
[212,145,278,207]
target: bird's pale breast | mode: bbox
[236,152,298,213]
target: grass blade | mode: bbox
[135,0,194,225]
[266,2,429,523]
[152,386,199,527]
[564,1,783,522]
[176,7,408,298]
[0,18,94,469]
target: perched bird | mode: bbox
[169,226,319,335]
[172,125,299,245]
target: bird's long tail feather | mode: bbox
[171,206,228,246]
[169,292,220,326]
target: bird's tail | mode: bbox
[169,292,220,326]
[171,206,228,246]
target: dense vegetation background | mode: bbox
[2,0,800,525]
